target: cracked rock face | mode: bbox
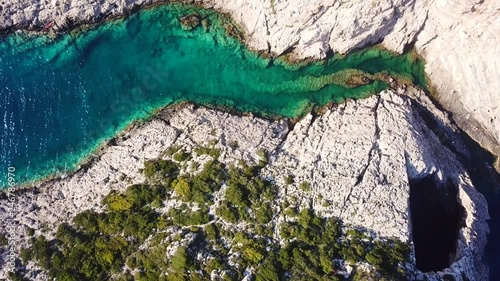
[415,0,500,172]
[0,88,489,280]
[2,0,497,171]
[262,88,489,280]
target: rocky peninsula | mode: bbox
[0,86,491,280]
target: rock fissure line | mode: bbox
[354,95,382,187]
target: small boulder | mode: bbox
[346,74,372,87]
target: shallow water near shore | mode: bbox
[0,4,426,187]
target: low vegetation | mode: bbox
[15,145,411,280]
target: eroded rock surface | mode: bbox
[0,88,489,280]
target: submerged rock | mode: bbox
[201,18,210,31]
[345,74,372,87]
[179,14,201,30]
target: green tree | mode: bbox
[106,193,133,211]
[299,181,311,192]
[170,246,188,274]
[255,255,282,281]
[173,177,192,201]
[143,159,179,183]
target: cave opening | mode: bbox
[409,174,465,272]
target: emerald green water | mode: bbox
[0,4,426,187]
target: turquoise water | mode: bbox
[0,4,426,187]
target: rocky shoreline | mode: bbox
[0,87,491,280]
[1,0,499,172]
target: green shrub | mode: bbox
[279,223,297,240]
[221,163,276,223]
[299,181,311,192]
[323,218,342,242]
[73,210,100,232]
[26,227,35,237]
[204,223,219,241]
[169,205,210,226]
[171,160,227,204]
[225,184,248,207]
[216,201,239,223]
[340,242,362,264]
[256,149,269,168]
[254,203,273,224]
[20,248,32,263]
[278,242,325,280]
[173,177,192,201]
[196,160,226,185]
[283,206,298,217]
[191,161,201,171]
[283,175,294,185]
[30,235,52,270]
[242,244,265,265]
[255,254,282,281]
[131,243,169,279]
[170,246,189,274]
[365,240,410,277]
[126,184,166,206]
[346,228,369,240]
[105,192,133,211]
[103,185,166,211]
[29,224,136,280]
[173,150,191,162]
[204,257,223,273]
[256,149,268,161]
[164,145,182,157]
[319,245,334,274]
[194,145,221,159]
[143,159,179,183]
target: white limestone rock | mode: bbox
[415,0,500,171]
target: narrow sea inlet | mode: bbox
[0,4,426,187]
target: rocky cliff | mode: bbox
[2,0,497,171]
[0,88,490,280]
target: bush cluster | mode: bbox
[143,159,180,184]
[173,160,226,203]
[278,209,409,280]
[216,162,275,224]
[21,153,410,281]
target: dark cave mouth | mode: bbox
[409,174,465,272]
